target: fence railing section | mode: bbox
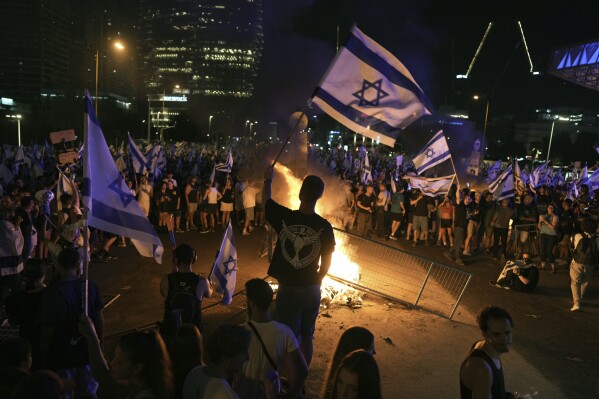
[511,223,539,258]
[328,228,473,320]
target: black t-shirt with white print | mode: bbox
[266,198,336,287]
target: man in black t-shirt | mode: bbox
[356,185,376,238]
[263,166,335,368]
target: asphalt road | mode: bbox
[91,225,599,398]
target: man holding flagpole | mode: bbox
[263,165,335,369]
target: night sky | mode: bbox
[253,0,599,121]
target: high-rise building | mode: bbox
[139,0,263,99]
[0,0,71,105]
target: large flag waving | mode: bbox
[362,152,372,184]
[210,221,237,305]
[408,174,455,197]
[128,133,147,174]
[489,164,514,200]
[412,130,451,175]
[485,160,502,184]
[311,26,433,147]
[514,162,527,194]
[82,91,163,263]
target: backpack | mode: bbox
[572,234,598,265]
[166,273,200,331]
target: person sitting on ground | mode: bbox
[160,244,213,335]
[326,349,382,399]
[183,324,251,399]
[321,326,375,399]
[79,316,174,399]
[489,253,539,293]
[234,278,308,399]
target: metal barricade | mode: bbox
[511,224,539,258]
[328,228,472,320]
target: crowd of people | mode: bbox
[0,138,596,398]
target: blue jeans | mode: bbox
[275,284,321,339]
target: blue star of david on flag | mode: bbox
[425,148,435,158]
[352,79,389,107]
[223,255,237,275]
[107,177,135,208]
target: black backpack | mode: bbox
[572,234,598,265]
[166,273,200,331]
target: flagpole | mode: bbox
[82,112,90,317]
[271,105,309,167]
[449,155,461,188]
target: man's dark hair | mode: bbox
[245,278,273,311]
[58,247,81,271]
[173,243,195,264]
[59,193,72,204]
[477,306,513,332]
[206,325,251,365]
[300,175,325,202]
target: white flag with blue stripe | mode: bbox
[485,160,502,184]
[311,26,432,147]
[82,91,163,263]
[210,221,237,305]
[362,152,372,184]
[12,146,25,175]
[488,164,514,200]
[412,130,451,175]
[128,133,147,174]
[408,174,455,197]
[584,168,599,192]
[215,150,233,173]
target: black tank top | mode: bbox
[188,184,198,203]
[460,344,506,399]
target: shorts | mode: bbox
[412,215,428,232]
[275,284,321,339]
[440,218,452,228]
[205,204,217,214]
[245,207,255,221]
[467,220,479,236]
[220,202,233,212]
[390,212,402,222]
[188,203,198,213]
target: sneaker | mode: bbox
[455,259,465,266]
[412,241,419,247]
[242,230,250,236]
[175,229,185,233]
[488,280,508,289]
[190,225,198,230]
[463,251,472,256]
[103,251,118,261]
[570,304,581,312]
[443,252,455,262]
[117,241,126,248]
[389,236,398,241]
[200,229,209,234]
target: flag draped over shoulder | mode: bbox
[311,26,432,147]
[82,91,163,263]
[488,164,514,200]
[412,130,451,175]
[128,133,147,174]
[210,221,237,305]
[408,175,455,197]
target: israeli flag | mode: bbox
[514,162,527,194]
[489,164,514,200]
[362,152,372,184]
[82,91,163,263]
[311,26,432,147]
[12,146,25,175]
[128,133,147,174]
[577,165,588,187]
[412,130,451,175]
[210,221,237,305]
[566,181,578,201]
[530,162,549,188]
[485,160,502,184]
[408,175,455,197]
[395,155,403,179]
[215,150,233,173]
[113,147,126,172]
[584,168,599,192]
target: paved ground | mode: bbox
[91,225,599,398]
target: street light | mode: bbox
[95,40,125,115]
[6,114,22,146]
[473,94,490,159]
[209,115,214,141]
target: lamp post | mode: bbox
[95,40,125,115]
[209,115,214,142]
[6,114,22,146]
[473,94,490,160]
